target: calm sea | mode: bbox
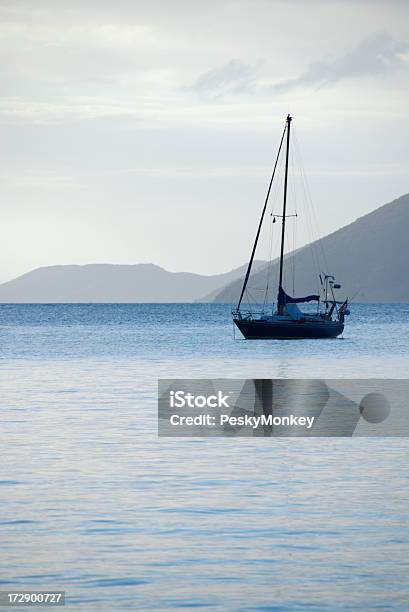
[1,304,409,610]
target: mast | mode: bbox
[236,122,287,312]
[277,114,292,314]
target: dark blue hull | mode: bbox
[234,318,344,339]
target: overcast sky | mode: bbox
[1,0,408,281]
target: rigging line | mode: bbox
[263,214,276,309]
[271,155,284,303]
[245,287,258,307]
[236,122,287,311]
[295,149,319,283]
[263,226,271,309]
[305,183,321,288]
[292,209,296,295]
[293,175,298,296]
[263,177,281,310]
[289,143,297,295]
[293,129,322,276]
[245,284,265,306]
[347,286,364,305]
[264,164,281,309]
[293,129,330,275]
[306,174,329,273]
[305,172,329,276]
[268,154,285,307]
[293,129,322,292]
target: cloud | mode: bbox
[187,34,409,101]
[269,33,409,94]
[189,59,261,98]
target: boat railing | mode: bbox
[231,309,269,321]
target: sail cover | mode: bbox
[278,286,319,307]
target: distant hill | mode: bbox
[0,193,408,303]
[0,261,266,303]
[207,193,409,304]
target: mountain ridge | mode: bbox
[206,192,409,304]
[0,193,408,303]
[0,261,267,303]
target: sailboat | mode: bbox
[232,114,349,340]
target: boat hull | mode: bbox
[233,318,344,339]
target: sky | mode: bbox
[1,0,408,282]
